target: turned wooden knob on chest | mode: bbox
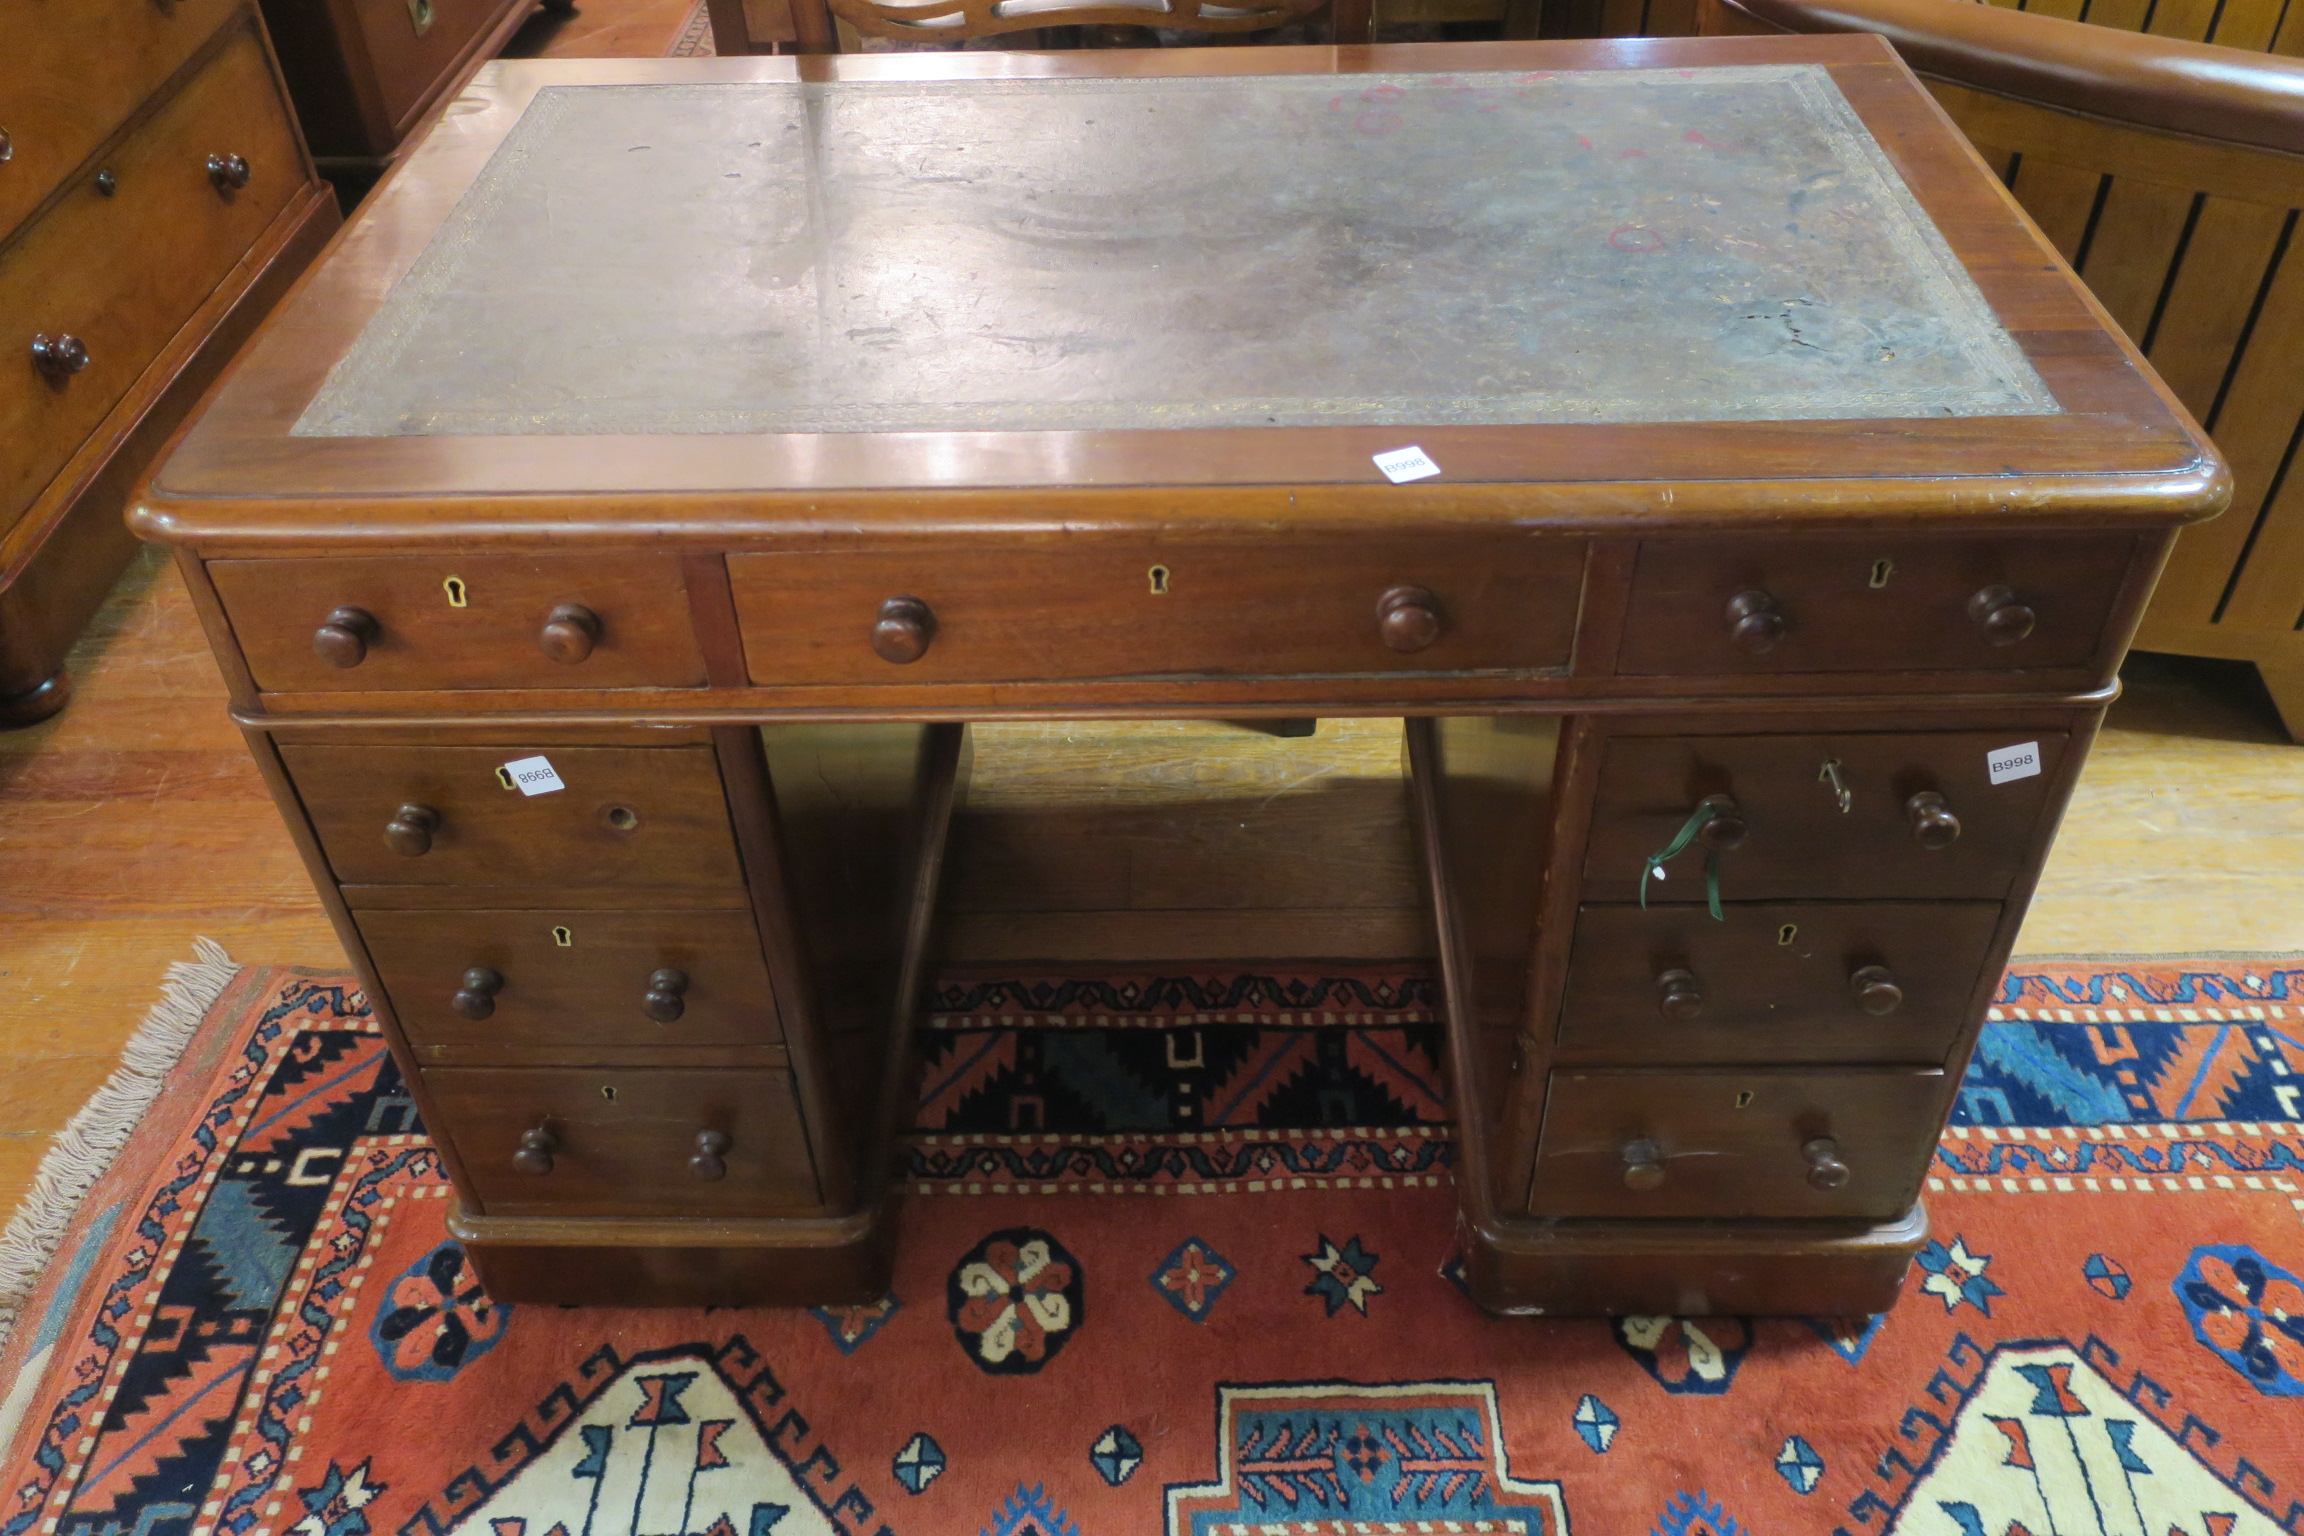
[31,333,89,381]
[312,606,379,667]
[513,1127,557,1176]
[1656,966,1705,1022]
[539,603,601,663]
[690,1130,730,1181]
[1696,792,1748,852]
[872,596,934,664]
[452,966,503,1020]
[1968,584,2036,646]
[1849,963,1903,1016]
[1905,790,1962,850]
[1377,585,1442,653]
[1803,1135,1850,1190]
[643,967,690,1022]
[1621,1138,1666,1191]
[206,152,251,191]
[1724,589,1786,654]
[383,803,440,856]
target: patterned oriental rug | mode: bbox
[2,956,2302,1536]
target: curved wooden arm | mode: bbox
[1704,0,2304,154]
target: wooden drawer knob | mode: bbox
[1968,585,2036,647]
[690,1129,730,1181]
[313,606,379,668]
[539,603,601,663]
[1377,585,1441,653]
[1656,966,1704,1023]
[1849,963,1903,1016]
[31,332,88,380]
[1803,1135,1850,1190]
[1905,790,1962,850]
[205,152,250,191]
[1622,1138,1666,1191]
[383,802,439,856]
[513,1126,557,1176]
[872,596,934,664]
[452,966,503,1020]
[643,967,689,1022]
[1695,792,1747,852]
[1724,589,1785,654]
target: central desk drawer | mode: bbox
[1529,1068,1943,1220]
[1581,730,2068,902]
[281,744,743,891]
[1556,901,2002,1065]
[425,1065,821,1218]
[359,908,780,1057]
[210,554,707,693]
[727,537,1587,686]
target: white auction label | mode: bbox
[502,755,567,796]
[1373,445,1442,483]
[1986,741,2042,785]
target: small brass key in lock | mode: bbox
[1818,758,1852,814]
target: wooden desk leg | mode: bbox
[2260,660,2304,743]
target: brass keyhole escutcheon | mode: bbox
[443,575,468,608]
[496,766,515,791]
[602,805,640,833]
[552,925,573,947]
[1734,1091,1755,1110]
[1868,557,1895,589]
[1777,924,1799,947]
[600,1085,617,1101]
[1147,564,1171,595]
[406,0,434,33]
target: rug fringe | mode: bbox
[0,940,240,1355]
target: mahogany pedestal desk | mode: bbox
[132,39,2226,1316]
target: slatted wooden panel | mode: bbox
[1929,84,2304,734]
[1668,0,2296,56]
[1974,0,2298,50]
[1622,0,2304,47]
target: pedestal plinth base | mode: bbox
[1459,1200,1929,1317]
[450,1204,895,1309]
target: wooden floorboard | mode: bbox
[0,551,343,1223]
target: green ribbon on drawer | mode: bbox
[1639,800,1725,921]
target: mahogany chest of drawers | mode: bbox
[131,41,2225,1315]
[0,0,335,725]
[256,0,555,171]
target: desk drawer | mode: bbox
[1615,533,2136,678]
[1581,730,2068,903]
[728,537,1586,686]
[281,744,743,891]
[360,907,779,1057]
[3,19,303,538]
[211,554,707,693]
[1529,1068,1943,1219]
[1556,901,2000,1065]
[425,1065,820,1217]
